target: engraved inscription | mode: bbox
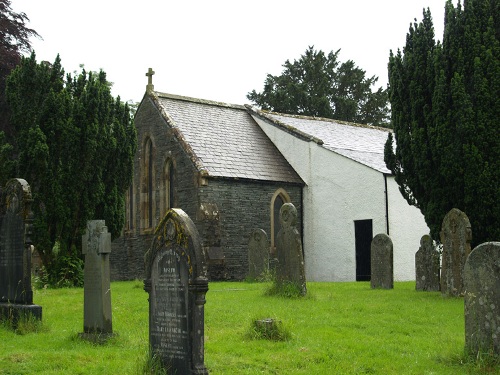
[150,247,190,369]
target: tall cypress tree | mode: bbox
[385,0,499,246]
[4,53,137,286]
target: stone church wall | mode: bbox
[110,97,303,281]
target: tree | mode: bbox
[0,0,40,134]
[385,1,499,246]
[4,53,137,286]
[247,46,390,127]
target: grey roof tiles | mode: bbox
[253,110,392,174]
[154,92,303,184]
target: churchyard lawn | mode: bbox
[1,280,498,374]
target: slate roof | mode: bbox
[153,92,303,184]
[249,108,392,174]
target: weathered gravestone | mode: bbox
[276,203,306,296]
[464,242,500,357]
[440,208,472,296]
[144,209,208,375]
[371,233,393,289]
[415,234,440,291]
[81,220,112,339]
[248,229,269,279]
[0,178,41,324]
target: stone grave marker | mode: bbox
[464,242,500,357]
[248,229,269,279]
[276,203,306,296]
[371,233,393,289]
[81,220,113,339]
[440,208,472,296]
[0,178,41,324]
[415,234,440,291]
[144,208,208,374]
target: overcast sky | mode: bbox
[12,1,446,105]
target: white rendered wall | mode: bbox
[386,176,430,281]
[254,117,387,281]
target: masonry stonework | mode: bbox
[111,96,303,281]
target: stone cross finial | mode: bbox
[146,68,155,91]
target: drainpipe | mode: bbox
[384,174,390,235]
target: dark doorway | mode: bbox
[355,219,373,281]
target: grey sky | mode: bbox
[13,0,446,105]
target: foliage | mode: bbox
[385,1,500,246]
[3,53,137,286]
[0,0,40,135]
[0,311,45,335]
[264,280,307,299]
[247,46,390,127]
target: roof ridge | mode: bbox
[154,91,246,110]
[256,109,392,132]
[246,105,324,145]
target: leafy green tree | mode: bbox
[385,1,499,246]
[0,0,40,135]
[5,53,137,286]
[247,46,390,127]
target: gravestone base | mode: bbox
[78,331,116,344]
[0,303,42,326]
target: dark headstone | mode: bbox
[440,208,472,296]
[81,220,112,338]
[144,209,208,375]
[371,233,393,289]
[248,229,269,279]
[276,203,306,295]
[0,179,41,323]
[415,234,440,291]
[464,242,500,357]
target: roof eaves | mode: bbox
[245,105,324,145]
[149,91,209,178]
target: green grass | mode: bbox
[0,280,498,374]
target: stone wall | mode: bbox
[110,96,303,281]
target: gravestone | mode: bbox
[0,178,41,324]
[144,209,208,375]
[275,203,306,296]
[440,208,472,296]
[370,233,393,289]
[415,234,440,291]
[248,229,269,279]
[81,220,112,339]
[464,242,500,357]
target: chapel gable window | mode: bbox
[160,159,175,217]
[141,137,155,231]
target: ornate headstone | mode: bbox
[248,229,269,279]
[144,209,208,375]
[0,179,41,323]
[371,233,393,289]
[415,234,440,291]
[81,220,112,338]
[440,208,472,296]
[464,242,500,357]
[276,203,306,295]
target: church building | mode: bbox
[110,73,429,282]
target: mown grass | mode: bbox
[0,280,498,374]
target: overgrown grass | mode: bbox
[0,280,498,374]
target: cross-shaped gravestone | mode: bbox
[146,68,155,91]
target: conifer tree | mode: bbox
[248,46,390,127]
[385,0,499,246]
[4,53,137,286]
